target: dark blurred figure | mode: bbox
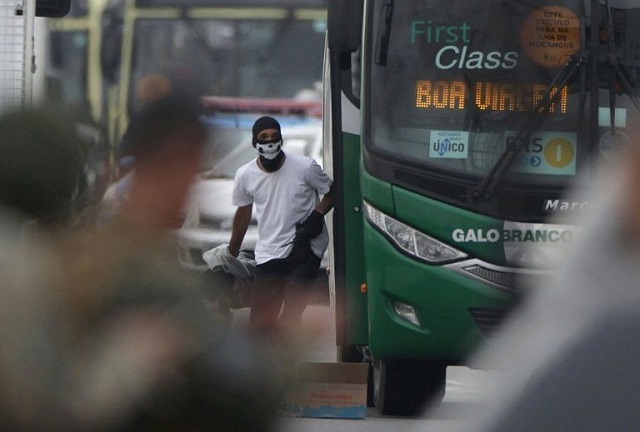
[456,142,640,431]
[0,98,290,432]
[0,106,89,431]
[0,108,87,228]
[116,73,174,178]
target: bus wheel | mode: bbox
[373,359,446,416]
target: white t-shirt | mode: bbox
[232,152,332,265]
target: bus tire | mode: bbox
[373,359,446,416]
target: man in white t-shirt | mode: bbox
[228,116,333,332]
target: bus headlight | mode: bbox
[392,301,421,326]
[363,201,467,263]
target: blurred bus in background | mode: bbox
[47,0,327,180]
[46,0,114,205]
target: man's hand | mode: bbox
[296,210,324,240]
[287,211,324,264]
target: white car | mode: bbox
[177,110,325,272]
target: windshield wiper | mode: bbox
[374,0,394,66]
[472,55,584,201]
[180,10,221,70]
[258,9,294,64]
[603,0,640,120]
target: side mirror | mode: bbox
[36,0,71,17]
[327,0,363,53]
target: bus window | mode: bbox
[127,10,327,115]
[365,0,640,204]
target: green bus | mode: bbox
[325,0,640,416]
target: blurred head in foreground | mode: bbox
[135,74,173,107]
[459,140,640,432]
[112,91,208,230]
[0,107,87,228]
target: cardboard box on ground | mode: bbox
[280,362,369,419]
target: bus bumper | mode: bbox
[365,227,516,362]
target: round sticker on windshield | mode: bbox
[520,6,580,68]
[599,131,630,163]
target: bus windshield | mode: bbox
[130,9,326,111]
[366,0,640,195]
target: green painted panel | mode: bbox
[340,132,369,345]
[361,169,394,215]
[393,187,507,264]
[363,223,512,359]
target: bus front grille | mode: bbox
[469,307,510,339]
[394,169,467,202]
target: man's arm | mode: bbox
[315,183,335,215]
[228,204,252,257]
[295,184,335,240]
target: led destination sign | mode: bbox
[416,80,568,113]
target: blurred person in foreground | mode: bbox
[99,74,173,225]
[227,116,334,334]
[448,141,640,431]
[0,98,289,431]
[0,108,88,230]
[0,106,89,430]
[100,73,182,221]
[116,73,173,178]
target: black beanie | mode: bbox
[252,116,281,146]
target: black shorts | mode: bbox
[255,249,322,282]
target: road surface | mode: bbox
[232,305,503,432]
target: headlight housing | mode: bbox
[363,201,467,263]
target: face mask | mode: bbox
[259,151,285,172]
[255,139,283,160]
